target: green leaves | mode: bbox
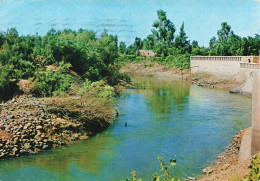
[170,159,176,166]
[242,154,260,181]
[125,156,178,181]
[152,10,176,56]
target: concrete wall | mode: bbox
[190,56,259,79]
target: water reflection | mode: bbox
[133,76,190,116]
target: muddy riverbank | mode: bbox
[120,62,250,95]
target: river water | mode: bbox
[0,76,251,180]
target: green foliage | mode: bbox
[242,154,260,181]
[0,27,130,100]
[31,70,75,97]
[152,10,176,56]
[124,156,178,181]
[115,54,137,62]
[174,22,191,54]
[79,79,115,106]
[119,42,127,54]
[0,64,20,100]
[164,54,190,69]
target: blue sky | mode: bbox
[0,0,259,47]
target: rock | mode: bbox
[42,144,48,150]
[0,152,5,158]
[221,163,230,171]
[24,123,32,130]
[23,143,31,150]
[20,149,27,154]
[36,126,43,130]
[202,167,213,175]
[34,148,41,153]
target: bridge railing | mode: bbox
[240,63,260,69]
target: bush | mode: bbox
[79,79,115,106]
[46,80,116,133]
[31,70,75,97]
[164,55,190,69]
[0,64,20,100]
[242,154,260,181]
[115,54,137,62]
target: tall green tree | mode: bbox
[215,22,233,55]
[152,9,176,55]
[174,22,191,53]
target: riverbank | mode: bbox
[120,62,190,80]
[198,128,251,181]
[0,94,113,160]
[120,61,253,96]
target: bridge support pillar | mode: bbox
[251,70,260,155]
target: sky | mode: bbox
[0,0,259,47]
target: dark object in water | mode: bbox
[125,122,127,127]
[116,110,119,118]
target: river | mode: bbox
[0,76,251,180]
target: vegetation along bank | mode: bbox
[0,27,130,159]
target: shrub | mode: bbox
[242,154,260,181]
[31,70,75,97]
[0,64,20,100]
[79,79,115,106]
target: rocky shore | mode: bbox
[0,95,95,160]
[199,129,251,181]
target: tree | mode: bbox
[142,35,155,50]
[216,22,233,55]
[151,10,176,55]
[133,37,143,50]
[119,42,126,54]
[174,22,191,53]
[191,40,199,49]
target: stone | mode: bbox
[202,167,213,175]
[34,148,41,153]
[221,163,230,171]
[42,144,48,150]
[0,152,5,158]
[24,123,32,130]
[36,126,43,130]
[23,143,31,150]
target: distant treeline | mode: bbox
[118,10,260,68]
[0,28,129,100]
